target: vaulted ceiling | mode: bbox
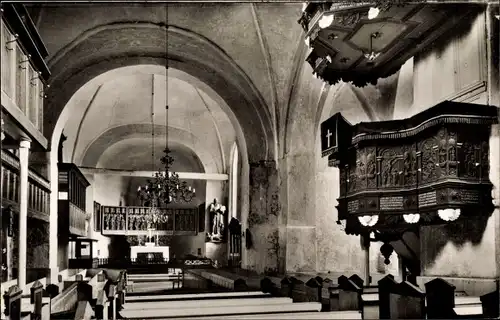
[62,65,234,174]
[29,3,408,171]
[30,3,306,167]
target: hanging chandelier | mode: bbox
[136,71,196,226]
[137,145,196,206]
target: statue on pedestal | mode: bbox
[209,198,226,242]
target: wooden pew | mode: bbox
[305,278,322,303]
[88,271,105,303]
[115,271,126,312]
[50,282,79,317]
[425,277,484,319]
[122,297,293,310]
[120,302,323,319]
[73,301,93,320]
[349,275,364,288]
[106,283,117,320]
[361,288,380,319]
[425,278,455,319]
[100,269,126,314]
[260,277,281,297]
[20,280,50,320]
[178,310,362,320]
[45,284,59,299]
[199,271,248,291]
[94,289,109,320]
[125,291,271,303]
[317,277,340,311]
[291,277,307,302]
[183,271,210,290]
[480,288,499,318]
[280,277,292,298]
[73,282,93,320]
[387,280,425,319]
[338,275,362,311]
[343,274,380,319]
[50,269,111,319]
[313,276,331,310]
[378,275,398,319]
[173,271,182,289]
[3,285,22,320]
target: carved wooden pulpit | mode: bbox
[321,101,499,236]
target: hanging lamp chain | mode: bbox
[137,6,195,208]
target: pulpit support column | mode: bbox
[362,234,371,286]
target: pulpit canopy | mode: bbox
[321,101,499,234]
[299,2,480,87]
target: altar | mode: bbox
[131,243,169,261]
[130,228,170,261]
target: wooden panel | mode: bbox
[15,44,27,113]
[1,20,14,98]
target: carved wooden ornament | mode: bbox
[321,101,499,234]
[299,2,481,87]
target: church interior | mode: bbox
[0,1,499,319]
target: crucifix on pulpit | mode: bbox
[326,129,333,148]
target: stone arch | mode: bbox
[46,24,263,274]
[97,139,205,174]
[46,23,276,163]
[79,124,220,174]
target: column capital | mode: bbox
[19,139,31,149]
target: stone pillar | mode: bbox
[245,160,281,274]
[49,149,59,284]
[18,139,30,289]
[362,235,370,286]
[6,234,12,280]
[284,152,318,273]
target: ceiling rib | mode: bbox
[195,87,226,172]
[71,84,103,163]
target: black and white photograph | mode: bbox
[0,1,499,319]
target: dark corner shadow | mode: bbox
[108,235,131,261]
[375,72,400,120]
[421,209,492,270]
[418,7,482,58]
[491,9,499,77]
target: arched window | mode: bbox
[229,142,239,219]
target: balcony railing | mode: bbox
[68,202,89,236]
[1,150,50,222]
[101,206,198,236]
[1,5,49,134]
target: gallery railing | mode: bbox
[100,206,198,236]
[1,150,50,222]
[68,202,89,236]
